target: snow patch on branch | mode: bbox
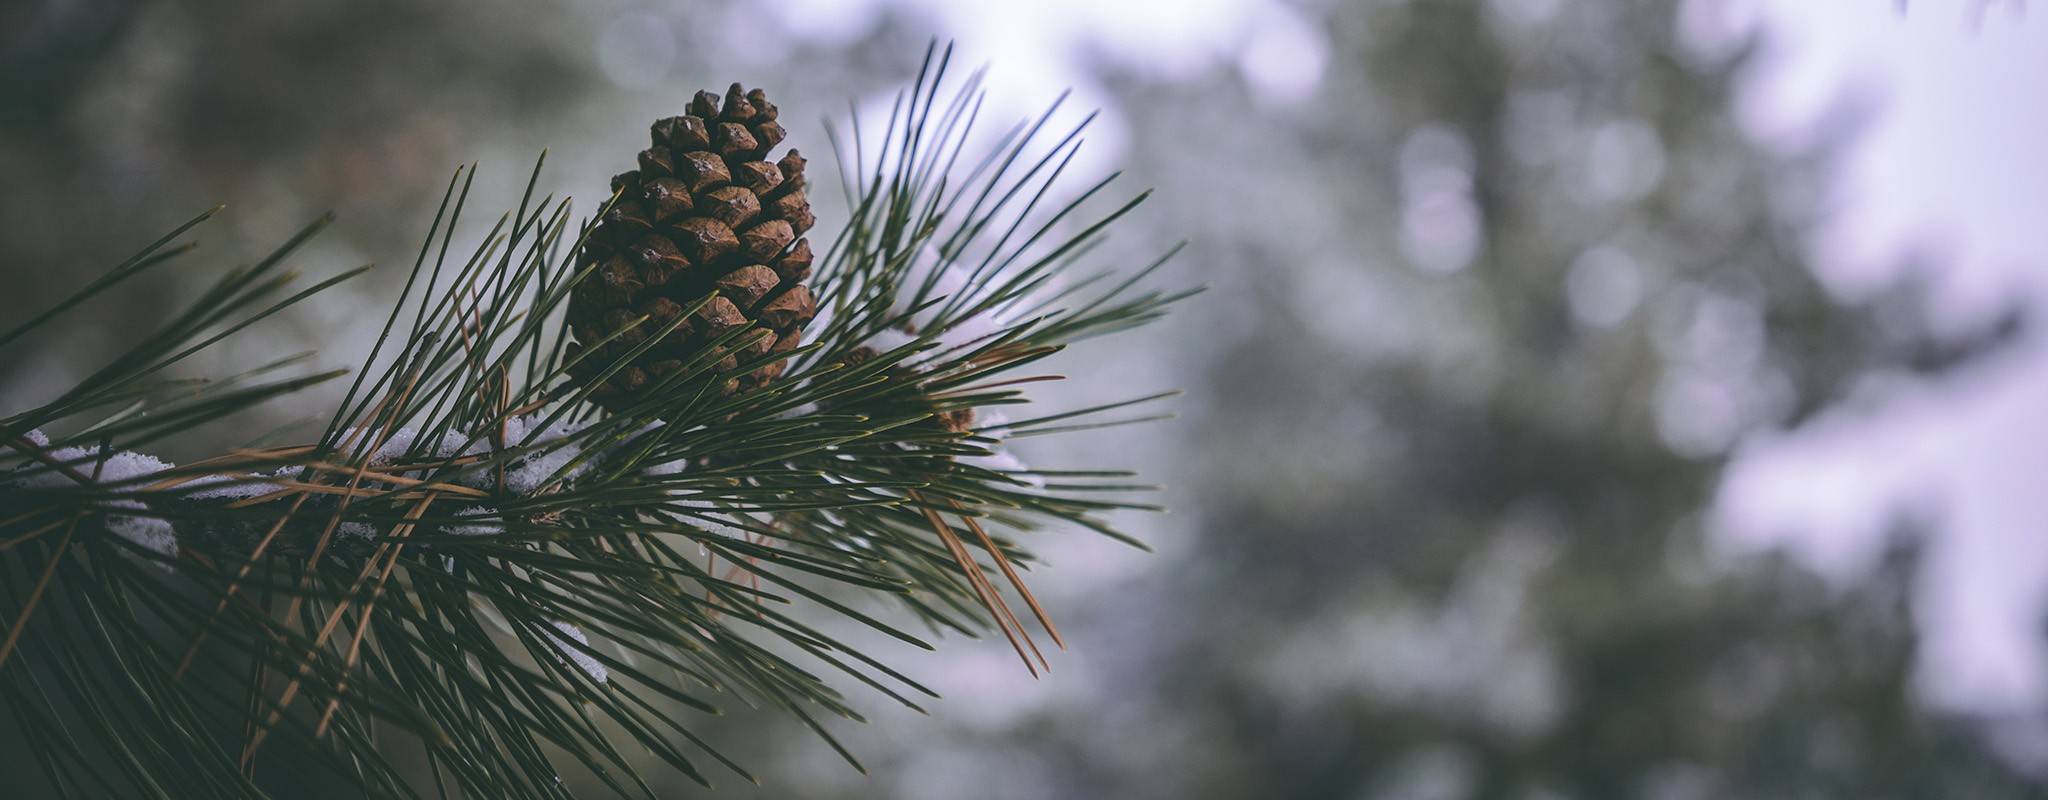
[5,416,675,557]
[675,497,750,541]
[643,455,691,477]
[105,500,178,557]
[351,415,691,493]
[185,468,296,501]
[499,419,594,495]
[446,506,504,538]
[776,402,821,421]
[21,442,165,483]
[4,438,180,556]
[545,621,608,683]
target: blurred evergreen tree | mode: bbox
[711,1,2036,798]
[0,0,599,406]
[4,0,2037,796]
[1081,1,2033,796]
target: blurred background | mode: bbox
[5,0,2048,796]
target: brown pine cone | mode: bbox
[566,83,818,410]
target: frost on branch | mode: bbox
[1,415,705,559]
[3,437,180,556]
[544,621,609,684]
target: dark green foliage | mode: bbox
[0,45,1186,799]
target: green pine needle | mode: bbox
[0,42,1192,798]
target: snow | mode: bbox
[545,621,609,683]
[2,443,179,556]
[344,415,605,494]
[445,506,504,537]
[642,455,690,477]
[5,403,1034,561]
[776,402,822,421]
[368,426,425,464]
[937,312,1002,354]
[893,245,978,320]
[95,450,173,484]
[6,444,98,488]
[500,419,593,495]
[184,469,293,501]
[105,500,178,557]
[354,425,481,466]
[675,497,750,540]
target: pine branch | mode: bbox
[0,43,1192,798]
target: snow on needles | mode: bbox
[348,415,694,494]
[3,417,691,558]
[545,621,609,683]
[3,437,179,557]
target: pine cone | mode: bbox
[567,83,818,410]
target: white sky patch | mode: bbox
[1736,0,2048,320]
[957,448,1043,489]
[768,0,1329,179]
[1717,2,2048,715]
[1237,11,1328,106]
[865,326,920,356]
[974,408,1011,435]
